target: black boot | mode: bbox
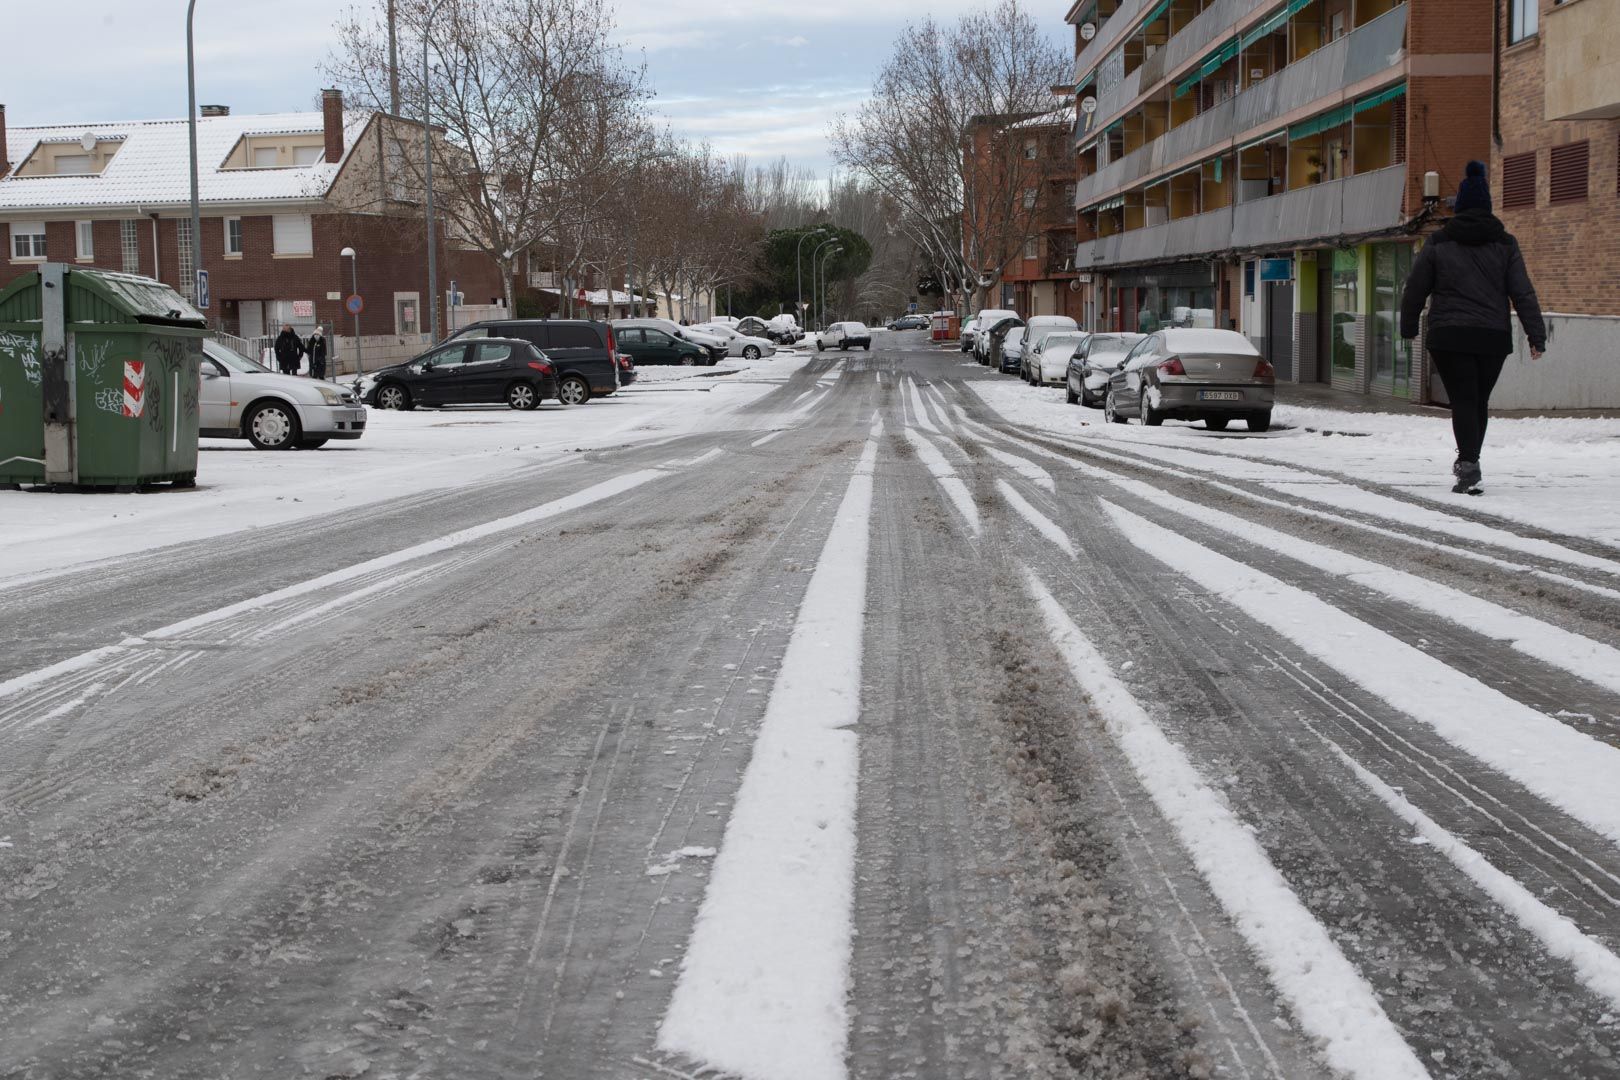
[1452,459,1481,493]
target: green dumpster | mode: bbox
[0,263,207,488]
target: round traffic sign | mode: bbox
[345,294,365,315]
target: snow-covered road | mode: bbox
[3,334,1619,1079]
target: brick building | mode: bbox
[1487,0,1620,408]
[0,92,503,370]
[1065,0,1494,402]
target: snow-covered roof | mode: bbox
[0,110,371,213]
[536,288,654,305]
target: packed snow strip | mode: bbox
[972,440,1056,493]
[1072,463,1620,699]
[1100,500,1620,848]
[901,429,980,536]
[994,479,1076,558]
[1330,745,1620,1008]
[904,377,939,434]
[659,434,879,1080]
[0,468,666,703]
[1021,569,1431,1080]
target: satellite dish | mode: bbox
[1081,96,1098,115]
[1080,21,1097,40]
[79,131,97,152]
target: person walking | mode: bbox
[1401,161,1545,494]
[273,324,306,376]
[305,326,328,381]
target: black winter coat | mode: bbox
[305,334,327,366]
[273,330,306,365]
[1400,210,1545,354]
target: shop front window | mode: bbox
[1331,249,1359,373]
[1371,243,1413,393]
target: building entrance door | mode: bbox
[239,300,266,339]
[1264,280,1293,381]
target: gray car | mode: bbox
[200,338,366,450]
[1103,329,1274,431]
[1066,332,1143,407]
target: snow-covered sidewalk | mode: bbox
[969,379,1620,547]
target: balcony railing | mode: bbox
[1074,163,1406,269]
[1075,4,1406,211]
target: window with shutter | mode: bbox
[1549,140,1589,204]
[1501,152,1536,209]
[272,214,313,255]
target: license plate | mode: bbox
[1199,390,1242,401]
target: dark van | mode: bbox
[449,319,627,405]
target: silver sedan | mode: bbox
[1066,332,1143,406]
[1104,329,1275,431]
[200,339,367,450]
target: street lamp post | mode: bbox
[808,235,838,332]
[795,226,827,325]
[341,247,362,380]
[818,246,843,331]
[185,0,203,312]
[422,0,449,344]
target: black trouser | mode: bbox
[310,359,326,380]
[1431,350,1507,463]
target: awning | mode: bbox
[1076,70,1096,93]
[1093,195,1126,212]
[1172,35,1240,97]
[1141,0,1175,28]
[1238,0,1314,50]
[1288,103,1352,141]
[1353,81,1407,115]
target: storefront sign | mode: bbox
[1258,258,1293,282]
[292,300,315,318]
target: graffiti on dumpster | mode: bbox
[77,340,111,382]
[0,331,41,387]
[94,386,125,415]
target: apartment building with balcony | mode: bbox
[1066,0,1491,401]
[989,106,1087,321]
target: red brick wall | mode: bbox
[1,212,503,332]
[1495,0,1620,316]
[1404,74,1494,215]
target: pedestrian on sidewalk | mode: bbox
[273,324,306,376]
[1401,161,1546,493]
[305,326,328,381]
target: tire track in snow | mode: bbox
[900,428,980,536]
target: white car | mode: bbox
[816,322,872,351]
[200,338,366,450]
[1026,330,1087,387]
[692,322,777,359]
[1021,315,1081,360]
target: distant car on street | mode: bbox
[366,337,559,412]
[1024,330,1086,387]
[691,322,777,359]
[614,325,713,366]
[817,321,873,351]
[200,338,367,450]
[448,318,621,404]
[887,314,928,330]
[1104,328,1274,430]
[613,318,726,364]
[1066,333,1143,406]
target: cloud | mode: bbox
[766,34,811,47]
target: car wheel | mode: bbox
[1142,398,1164,426]
[863,343,870,351]
[743,345,761,360]
[558,375,591,406]
[1205,416,1230,431]
[246,401,301,450]
[1105,391,1127,424]
[680,354,696,366]
[506,381,539,410]
[817,343,825,352]
[376,382,411,411]
[1247,412,1272,432]
[1066,384,1079,405]
[300,436,330,449]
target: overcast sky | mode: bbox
[5,1,1059,179]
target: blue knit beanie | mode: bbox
[1455,160,1491,213]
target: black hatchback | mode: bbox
[367,338,558,411]
[450,319,624,405]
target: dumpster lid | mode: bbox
[82,269,209,327]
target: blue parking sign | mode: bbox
[196,269,210,309]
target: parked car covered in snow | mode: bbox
[691,322,777,359]
[1024,330,1087,387]
[1019,316,1081,372]
[200,338,368,450]
[968,308,1018,361]
[1066,333,1142,406]
[365,337,560,412]
[979,315,1024,369]
[1104,329,1274,430]
[998,326,1027,374]
[817,321,872,351]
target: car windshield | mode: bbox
[1088,336,1137,359]
[1043,333,1084,350]
[205,339,273,374]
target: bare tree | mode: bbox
[329,0,648,311]
[828,1,1068,311]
